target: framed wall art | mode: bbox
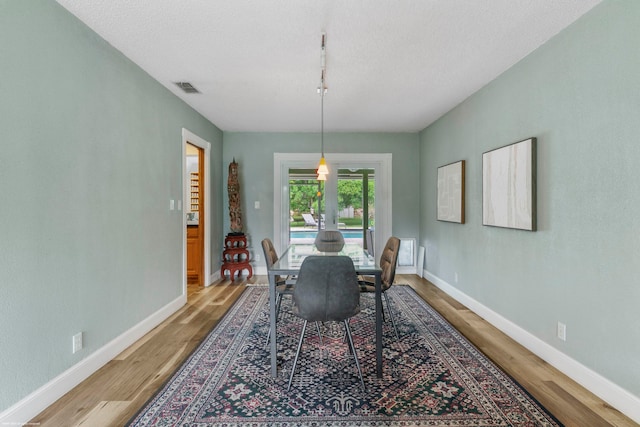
[482,137,537,231]
[437,160,465,223]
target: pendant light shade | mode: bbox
[317,156,329,175]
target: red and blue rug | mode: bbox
[128,285,562,426]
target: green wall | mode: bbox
[222,132,420,256]
[420,0,640,396]
[3,0,637,418]
[0,0,223,411]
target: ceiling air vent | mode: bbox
[174,82,200,94]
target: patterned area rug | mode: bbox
[128,285,562,426]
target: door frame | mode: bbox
[182,128,212,294]
[273,152,392,257]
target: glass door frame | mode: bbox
[274,152,392,257]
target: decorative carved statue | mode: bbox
[227,159,244,234]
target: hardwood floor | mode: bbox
[30,275,636,426]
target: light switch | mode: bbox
[170,199,175,211]
[177,200,182,211]
[254,201,260,209]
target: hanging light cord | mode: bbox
[316,32,329,181]
[320,75,325,156]
[320,32,326,156]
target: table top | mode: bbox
[271,243,381,275]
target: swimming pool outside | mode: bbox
[289,229,364,247]
[290,230,363,239]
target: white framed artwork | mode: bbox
[437,160,465,224]
[482,137,537,231]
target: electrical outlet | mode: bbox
[255,253,261,262]
[72,332,83,353]
[454,272,459,283]
[557,322,566,341]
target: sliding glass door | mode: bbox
[275,153,391,257]
[288,168,374,251]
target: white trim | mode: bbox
[0,295,185,426]
[208,270,221,287]
[182,128,212,287]
[416,246,425,278]
[273,152,392,257]
[253,265,268,276]
[424,269,640,424]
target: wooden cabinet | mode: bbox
[190,172,199,213]
[187,225,201,285]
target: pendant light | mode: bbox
[317,33,328,181]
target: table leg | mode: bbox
[268,272,278,377]
[375,273,383,377]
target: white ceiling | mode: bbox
[56,0,600,133]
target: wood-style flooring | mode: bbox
[30,275,637,426]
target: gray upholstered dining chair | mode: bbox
[314,229,345,252]
[287,255,365,392]
[261,238,296,348]
[359,236,401,339]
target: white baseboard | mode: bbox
[206,270,222,286]
[424,269,640,424]
[0,294,186,425]
[253,265,267,276]
[396,266,417,275]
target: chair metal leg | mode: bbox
[288,320,308,391]
[275,292,284,317]
[343,320,366,392]
[383,292,400,340]
[264,293,284,349]
[343,318,351,346]
[315,321,323,346]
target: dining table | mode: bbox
[267,242,384,378]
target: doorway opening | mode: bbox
[186,143,204,287]
[182,129,212,301]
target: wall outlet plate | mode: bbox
[557,322,566,341]
[73,332,83,353]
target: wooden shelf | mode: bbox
[190,172,199,212]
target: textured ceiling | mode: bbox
[55,0,600,132]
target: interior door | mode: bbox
[186,144,204,286]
